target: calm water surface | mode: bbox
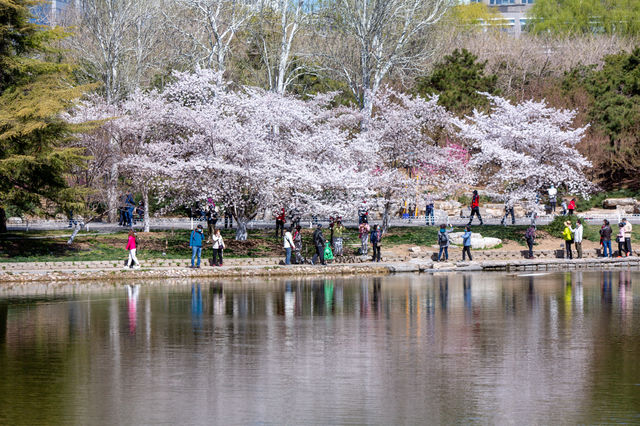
[1,270,640,425]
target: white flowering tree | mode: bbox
[454,95,594,206]
[360,89,469,230]
[141,69,371,240]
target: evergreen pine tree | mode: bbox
[0,0,91,232]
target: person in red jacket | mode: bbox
[567,198,576,216]
[275,208,286,237]
[125,229,140,269]
[467,190,483,226]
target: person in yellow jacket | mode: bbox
[562,221,573,259]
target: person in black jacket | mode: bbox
[312,224,326,265]
[600,219,612,258]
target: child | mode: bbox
[462,226,473,261]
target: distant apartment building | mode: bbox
[463,0,535,36]
[31,0,73,26]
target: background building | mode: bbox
[31,0,73,26]
[464,0,534,36]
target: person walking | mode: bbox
[124,229,140,269]
[370,224,382,262]
[211,228,225,266]
[425,192,435,226]
[333,220,345,256]
[283,227,295,265]
[562,220,573,259]
[275,208,286,237]
[548,185,557,213]
[437,224,453,261]
[600,219,612,258]
[525,225,536,259]
[359,218,370,255]
[572,219,584,259]
[622,217,633,256]
[312,224,327,265]
[500,198,515,226]
[617,222,627,257]
[567,198,576,216]
[462,226,473,261]
[292,225,304,264]
[190,224,205,268]
[467,190,483,226]
[561,199,568,216]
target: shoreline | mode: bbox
[1,256,639,283]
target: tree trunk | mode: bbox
[0,208,6,233]
[382,202,392,233]
[107,162,119,223]
[142,186,150,232]
[235,218,249,241]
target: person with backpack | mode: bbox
[600,219,612,258]
[437,224,453,261]
[124,229,140,269]
[211,228,225,266]
[562,221,573,259]
[370,224,382,262]
[467,190,483,226]
[283,227,295,265]
[525,225,536,259]
[312,224,327,265]
[425,191,435,226]
[190,224,205,268]
[462,226,473,261]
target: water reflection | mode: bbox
[1,271,640,424]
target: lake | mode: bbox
[1,270,639,424]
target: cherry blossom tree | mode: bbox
[141,68,371,240]
[453,94,594,205]
[359,89,469,231]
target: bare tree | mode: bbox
[161,0,256,72]
[250,0,309,93]
[319,0,453,123]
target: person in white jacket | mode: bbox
[211,229,225,266]
[571,219,584,259]
[283,227,295,265]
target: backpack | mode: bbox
[438,232,448,245]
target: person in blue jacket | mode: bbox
[462,225,473,261]
[190,224,205,268]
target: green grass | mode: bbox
[1,221,638,262]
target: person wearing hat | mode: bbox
[562,220,573,259]
[312,224,326,265]
[190,224,205,268]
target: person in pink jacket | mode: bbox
[125,229,140,269]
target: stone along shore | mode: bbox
[1,251,639,283]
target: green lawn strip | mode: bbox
[0,222,637,262]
